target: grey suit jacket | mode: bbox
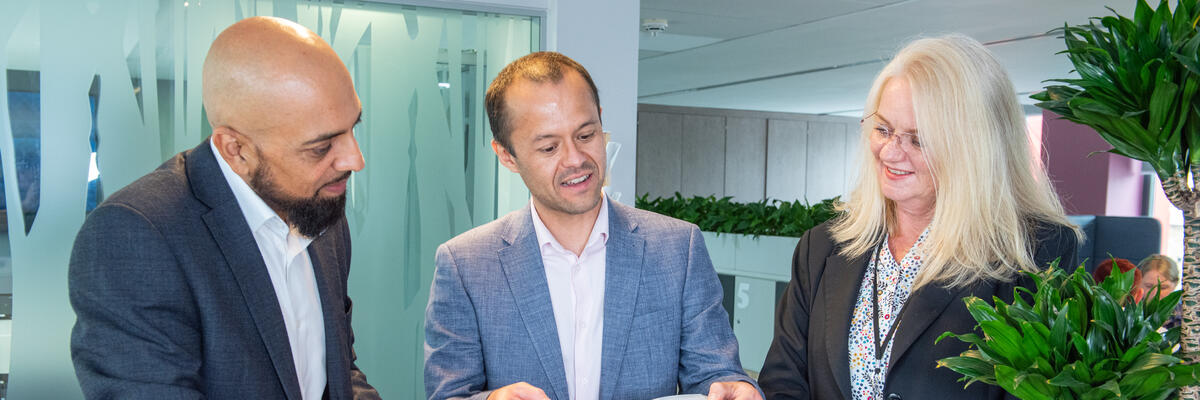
[69,140,380,400]
[424,200,759,400]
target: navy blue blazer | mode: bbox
[68,140,379,400]
[424,201,760,400]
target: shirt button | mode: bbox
[887,393,902,400]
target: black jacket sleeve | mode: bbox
[758,226,824,400]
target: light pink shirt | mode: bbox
[530,194,609,400]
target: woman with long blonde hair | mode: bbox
[758,34,1080,400]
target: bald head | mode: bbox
[202,17,364,234]
[202,16,355,134]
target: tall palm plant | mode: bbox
[1032,0,1200,397]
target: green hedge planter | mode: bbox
[634,193,841,238]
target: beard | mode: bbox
[249,162,349,238]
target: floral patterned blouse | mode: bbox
[848,229,928,400]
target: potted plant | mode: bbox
[1032,0,1200,396]
[937,262,1200,399]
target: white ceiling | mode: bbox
[638,0,1134,117]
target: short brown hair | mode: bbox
[484,51,600,153]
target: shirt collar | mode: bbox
[209,139,290,236]
[530,193,610,253]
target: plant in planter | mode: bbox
[1031,0,1200,396]
[634,193,840,238]
[937,262,1200,399]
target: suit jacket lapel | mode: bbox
[309,222,349,400]
[498,207,570,400]
[191,141,302,400]
[823,251,869,400]
[598,202,644,400]
[887,282,969,368]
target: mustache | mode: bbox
[310,171,353,199]
[557,161,598,183]
[324,171,352,187]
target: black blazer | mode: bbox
[69,140,380,400]
[759,220,1078,400]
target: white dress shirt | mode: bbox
[531,194,609,400]
[211,140,327,400]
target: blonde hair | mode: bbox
[831,34,1080,290]
[1137,255,1180,284]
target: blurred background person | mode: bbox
[1137,254,1179,299]
[1138,254,1183,331]
[757,34,1080,400]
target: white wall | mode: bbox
[553,0,640,204]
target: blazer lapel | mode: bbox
[497,207,570,400]
[597,202,644,400]
[822,251,869,400]
[887,283,970,368]
[191,141,302,400]
[308,223,350,400]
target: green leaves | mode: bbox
[634,193,840,238]
[995,364,1054,400]
[1035,0,1200,180]
[938,355,996,386]
[938,262,1200,399]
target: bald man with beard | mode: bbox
[68,17,380,399]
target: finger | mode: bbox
[708,382,730,400]
[733,382,763,400]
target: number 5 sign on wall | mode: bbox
[731,276,775,372]
[736,282,752,309]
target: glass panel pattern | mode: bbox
[0,1,538,398]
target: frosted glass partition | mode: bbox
[0,1,539,398]
[334,4,538,398]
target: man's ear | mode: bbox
[491,139,520,174]
[211,127,254,176]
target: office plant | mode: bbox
[1032,0,1200,396]
[937,263,1198,399]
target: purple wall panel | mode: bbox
[1042,110,1143,216]
[1105,156,1144,215]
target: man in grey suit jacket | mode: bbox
[69,17,379,399]
[423,52,761,400]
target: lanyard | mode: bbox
[871,240,912,363]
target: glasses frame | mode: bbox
[861,111,921,154]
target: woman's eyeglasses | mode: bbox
[862,112,921,153]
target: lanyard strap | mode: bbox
[871,240,911,362]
